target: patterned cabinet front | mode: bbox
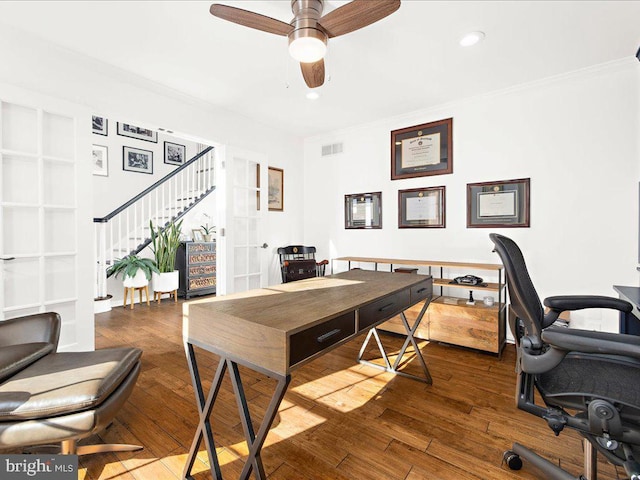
[176,242,216,299]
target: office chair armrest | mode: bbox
[542,326,640,360]
[544,295,632,313]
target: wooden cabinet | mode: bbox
[333,257,506,355]
[176,242,216,299]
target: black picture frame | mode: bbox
[117,122,158,143]
[92,116,108,136]
[164,141,186,166]
[391,118,453,180]
[344,192,382,229]
[398,186,446,228]
[467,178,530,228]
[123,146,153,174]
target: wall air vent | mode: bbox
[321,142,344,157]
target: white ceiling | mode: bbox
[0,1,638,138]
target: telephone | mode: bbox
[450,275,485,286]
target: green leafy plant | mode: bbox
[107,254,159,281]
[150,219,183,273]
[200,223,214,235]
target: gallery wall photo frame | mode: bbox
[123,146,153,175]
[268,167,284,211]
[92,116,108,136]
[345,192,382,229]
[117,122,158,143]
[164,141,186,166]
[391,118,453,180]
[398,186,446,228]
[467,178,530,228]
[92,145,108,177]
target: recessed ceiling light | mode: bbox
[459,31,485,47]
[306,91,320,100]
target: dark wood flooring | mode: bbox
[77,298,626,479]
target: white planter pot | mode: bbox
[152,271,179,292]
[122,270,149,288]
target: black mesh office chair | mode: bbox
[489,233,640,480]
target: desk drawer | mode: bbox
[359,289,410,331]
[289,311,355,367]
[411,279,432,304]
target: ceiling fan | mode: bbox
[209,0,401,89]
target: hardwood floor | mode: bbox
[78,299,625,480]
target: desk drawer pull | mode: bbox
[416,287,427,294]
[378,303,396,312]
[317,329,341,343]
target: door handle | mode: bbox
[261,243,268,249]
[1,257,16,261]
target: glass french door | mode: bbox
[0,86,94,350]
[217,146,268,295]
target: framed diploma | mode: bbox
[391,118,453,180]
[398,186,445,228]
[345,192,382,229]
[467,178,530,228]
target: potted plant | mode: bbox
[150,219,183,295]
[107,254,159,288]
[200,223,215,242]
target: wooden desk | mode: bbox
[182,269,433,480]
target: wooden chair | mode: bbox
[277,245,328,283]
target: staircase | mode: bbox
[94,145,216,300]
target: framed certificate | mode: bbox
[467,178,530,228]
[391,118,453,180]
[398,186,445,228]
[345,192,382,229]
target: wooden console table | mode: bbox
[333,256,507,355]
[182,269,433,480]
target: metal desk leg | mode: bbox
[231,363,291,480]
[183,343,226,480]
[357,298,433,384]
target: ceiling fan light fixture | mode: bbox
[288,29,327,63]
[459,31,485,47]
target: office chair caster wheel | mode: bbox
[503,450,523,470]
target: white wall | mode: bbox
[0,25,305,290]
[304,60,640,332]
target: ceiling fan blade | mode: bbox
[210,4,293,36]
[318,0,401,38]
[300,59,325,88]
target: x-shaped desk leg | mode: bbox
[229,361,290,480]
[183,343,226,480]
[358,298,432,384]
[183,342,291,480]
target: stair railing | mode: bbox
[94,145,215,299]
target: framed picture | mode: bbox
[398,186,446,228]
[92,145,108,176]
[192,229,204,242]
[92,116,108,136]
[268,167,284,211]
[467,178,530,228]
[164,141,186,166]
[123,146,153,174]
[117,122,158,143]
[345,192,382,229]
[391,118,453,180]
